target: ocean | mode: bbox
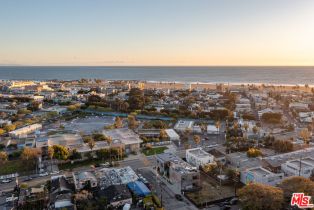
[0,66,314,85]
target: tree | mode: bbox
[114,117,123,128]
[273,139,293,153]
[47,146,54,171]
[252,126,259,135]
[0,128,5,135]
[4,124,16,132]
[21,148,41,169]
[261,113,282,124]
[279,176,314,203]
[69,149,82,160]
[128,88,145,110]
[300,128,310,145]
[247,148,262,157]
[243,122,249,133]
[52,145,69,160]
[239,183,284,210]
[88,139,95,152]
[0,151,8,164]
[96,149,110,160]
[159,129,168,140]
[128,115,138,129]
[74,190,94,210]
[193,135,201,147]
[215,120,221,134]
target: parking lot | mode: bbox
[64,116,115,134]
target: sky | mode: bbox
[0,0,314,66]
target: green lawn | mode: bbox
[142,146,168,156]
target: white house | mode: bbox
[186,147,214,168]
[281,157,314,178]
[207,124,218,134]
[240,167,284,186]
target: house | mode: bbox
[281,157,314,178]
[73,171,98,191]
[98,185,132,208]
[156,153,200,192]
[102,128,143,154]
[49,176,75,210]
[240,167,284,186]
[9,123,42,138]
[289,102,309,110]
[186,147,214,168]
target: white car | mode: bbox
[6,197,18,202]
[50,171,60,175]
[39,172,48,177]
[1,179,12,183]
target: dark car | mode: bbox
[175,194,183,201]
[229,197,238,205]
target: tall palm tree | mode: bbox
[215,120,221,134]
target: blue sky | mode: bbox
[0,0,314,65]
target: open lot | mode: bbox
[185,173,236,206]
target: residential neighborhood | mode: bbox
[1,79,314,210]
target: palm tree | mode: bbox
[215,120,221,134]
[0,151,8,164]
[88,139,95,152]
[47,146,54,172]
[300,128,310,146]
[160,129,168,141]
[193,135,201,148]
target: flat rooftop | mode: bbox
[103,128,142,145]
[96,166,138,189]
[249,168,272,177]
[187,148,211,158]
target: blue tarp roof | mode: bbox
[127,181,151,197]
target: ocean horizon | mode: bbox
[0,66,314,85]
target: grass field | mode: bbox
[142,146,168,156]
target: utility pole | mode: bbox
[299,156,302,176]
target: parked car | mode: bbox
[229,197,238,205]
[39,172,48,177]
[50,171,60,175]
[1,179,12,184]
[175,194,183,201]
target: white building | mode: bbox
[240,167,284,186]
[289,102,309,110]
[9,123,42,138]
[174,120,194,132]
[281,157,314,178]
[207,124,218,134]
[165,129,180,141]
[186,147,214,168]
